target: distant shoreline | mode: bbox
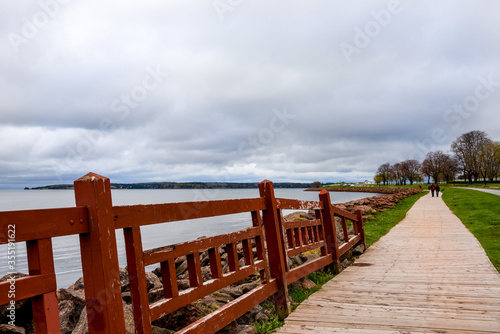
[305,187,405,194]
[26,182,321,190]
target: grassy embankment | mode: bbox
[255,191,427,333]
[442,188,500,272]
[324,182,500,190]
[449,182,500,188]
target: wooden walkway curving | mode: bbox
[277,193,500,333]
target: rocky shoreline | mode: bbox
[0,188,421,334]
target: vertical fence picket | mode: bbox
[356,210,367,249]
[26,238,60,334]
[124,226,153,334]
[258,180,291,319]
[319,189,341,274]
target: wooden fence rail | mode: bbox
[0,173,365,334]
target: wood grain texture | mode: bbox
[277,193,500,334]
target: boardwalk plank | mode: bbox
[276,193,500,333]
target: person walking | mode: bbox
[436,184,440,197]
[430,184,435,197]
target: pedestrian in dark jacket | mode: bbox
[430,184,435,197]
[436,184,440,197]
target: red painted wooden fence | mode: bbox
[0,173,365,334]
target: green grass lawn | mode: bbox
[449,182,500,189]
[442,188,500,272]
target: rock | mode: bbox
[176,257,188,276]
[0,324,25,333]
[351,205,375,214]
[177,279,190,290]
[236,305,270,326]
[120,267,130,292]
[239,281,259,294]
[74,277,85,290]
[219,286,243,299]
[153,267,162,281]
[152,326,175,334]
[229,325,257,334]
[57,286,86,334]
[353,244,366,256]
[340,259,351,269]
[122,291,132,304]
[199,251,210,267]
[148,288,165,304]
[213,292,233,303]
[201,266,212,281]
[152,304,203,331]
[145,271,163,291]
[299,277,317,290]
[300,251,320,263]
[72,302,136,334]
[289,277,317,291]
[290,255,303,268]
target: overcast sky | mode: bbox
[1,1,500,189]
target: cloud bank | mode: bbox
[1,1,500,188]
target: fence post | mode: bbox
[258,180,291,319]
[74,173,126,334]
[319,190,341,274]
[355,210,367,250]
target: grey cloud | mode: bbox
[1,1,500,188]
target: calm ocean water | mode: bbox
[0,188,379,287]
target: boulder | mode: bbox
[72,302,135,334]
[219,286,244,299]
[57,286,86,334]
[119,267,130,292]
[0,324,25,333]
[152,304,203,331]
[289,277,317,291]
[239,281,260,294]
[229,325,257,334]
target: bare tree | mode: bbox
[390,162,405,185]
[442,155,459,183]
[480,140,500,183]
[401,159,421,185]
[420,159,432,184]
[376,163,391,185]
[451,130,490,183]
[422,151,450,183]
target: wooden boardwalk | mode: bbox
[277,193,500,333]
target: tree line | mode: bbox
[375,130,500,185]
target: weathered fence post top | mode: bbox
[74,172,126,334]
